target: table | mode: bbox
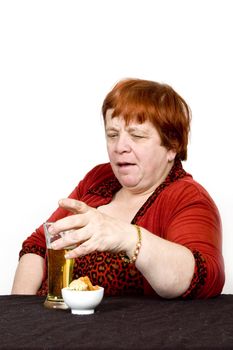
[1,294,233,349]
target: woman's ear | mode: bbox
[167,149,176,162]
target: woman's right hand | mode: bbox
[48,198,137,260]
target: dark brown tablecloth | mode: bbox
[1,294,233,349]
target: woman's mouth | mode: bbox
[117,162,136,169]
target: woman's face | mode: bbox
[105,110,176,194]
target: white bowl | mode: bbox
[61,287,104,315]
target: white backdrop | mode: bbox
[0,0,232,295]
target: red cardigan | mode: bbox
[20,161,225,298]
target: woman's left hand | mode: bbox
[48,198,135,259]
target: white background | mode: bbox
[0,0,232,295]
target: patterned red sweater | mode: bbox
[20,160,225,298]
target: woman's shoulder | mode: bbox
[163,174,218,208]
[150,175,221,231]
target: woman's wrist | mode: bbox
[121,224,142,264]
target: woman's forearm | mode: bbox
[11,253,45,295]
[135,228,195,298]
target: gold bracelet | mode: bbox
[121,225,142,264]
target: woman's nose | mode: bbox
[115,134,131,153]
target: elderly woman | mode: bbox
[12,78,225,299]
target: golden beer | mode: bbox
[45,248,74,308]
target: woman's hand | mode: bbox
[48,198,136,259]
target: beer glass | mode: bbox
[43,222,75,309]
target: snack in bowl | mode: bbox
[62,276,104,315]
[69,276,100,291]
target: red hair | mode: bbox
[102,78,191,160]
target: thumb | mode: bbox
[58,198,88,214]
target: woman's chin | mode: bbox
[118,177,140,189]
[113,167,142,189]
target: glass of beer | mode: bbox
[43,222,75,310]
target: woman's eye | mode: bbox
[132,134,144,139]
[107,133,118,138]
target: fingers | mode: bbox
[64,243,92,259]
[51,228,90,250]
[48,200,90,234]
[48,199,97,255]
[64,237,98,259]
[49,215,86,235]
[58,198,88,214]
